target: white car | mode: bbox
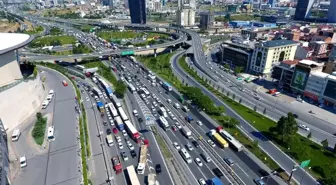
[186,143,193,151]
[115,136,122,143]
[196,121,203,126]
[173,142,181,150]
[299,124,310,131]
[20,155,27,168]
[207,140,216,147]
[175,122,182,129]
[128,143,134,150]
[122,130,128,136]
[172,117,177,120]
[297,98,304,103]
[195,158,203,167]
[118,142,123,149]
[198,178,206,185]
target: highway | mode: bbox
[12,67,81,185]
[112,57,289,185]
[205,46,336,146]
[171,51,319,185]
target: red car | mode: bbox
[62,80,68,86]
[112,128,118,134]
[172,125,177,132]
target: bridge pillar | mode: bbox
[154,49,157,57]
[170,48,172,53]
[15,49,20,64]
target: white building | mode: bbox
[176,7,195,26]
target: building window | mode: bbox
[255,51,262,67]
[279,51,285,61]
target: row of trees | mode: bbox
[50,27,63,35]
[72,44,92,54]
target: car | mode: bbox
[103,121,108,126]
[196,121,203,126]
[121,151,128,161]
[192,140,200,148]
[175,122,182,129]
[172,116,177,120]
[186,143,194,151]
[258,169,270,177]
[198,178,206,185]
[118,142,123,149]
[20,155,27,168]
[213,168,224,178]
[128,143,134,150]
[152,106,156,112]
[297,98,304,103]
[253,178,266,185]
[106,128,112,135]
[122,130,128,136]
[207,140,216,147]
[155,164,162,174]
[293,113,299,118]
[195,158,203,167]
[130,150,137,158]
[172,125,177,132]
[112,128,118,134]
[138,117,143,123]
[153,102,157,107]
[173,142,181,150]
[224,157,234,166]
[115,136,122,142]
[167,99,172,103]
[168,112,174,117]
[298,124,310,131]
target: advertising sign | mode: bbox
[291,66,310,91]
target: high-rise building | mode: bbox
[294,0,314,21]
[176,7,195,26]
[128,0,146,24]
[199,12,213,30]
[328,0,336,23]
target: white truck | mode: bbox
[148,173,160,185]
[181,126,192,139]
[106,134,114,146]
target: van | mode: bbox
[200,153,211,163]
[174,103,180,109]
[42,100,49,109]
[182,106,189,112]
[12,129,20,141]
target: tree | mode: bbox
[321,139,329,148]
[223,63,230,70]
[307,132,312,139]
[239,98,242,104]
[234,66,244,75]
[232,94,235,100]
[274,113,298,142]
[334,143,336,153]
[227,91,230,96]
[263,108,267,115]
[254,105,257,112]
[225,13,231,21]
[114,80,127,98]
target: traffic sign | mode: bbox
[300,160,311,168]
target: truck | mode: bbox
[106,134,114,146]
[137,145,148,174]
[181,126,192,139]
[83,67,98,74]
[112,156,122,174]
[209,129,228,148]
[97,101,104,112]
[211,177,224,185]
[148,173,159,185]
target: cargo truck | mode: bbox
[97,101,104,112]
[112,156,122,174]
[181,126,192,139]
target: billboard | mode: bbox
[291,66,310,91]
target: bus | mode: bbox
[159,107,168,118]
[162,82,173,91]
[114,116,124,131]
[137,145,148,174]
[118,107,129,121]
[141,88,150,96]
[98,78,113,97]
[217,126,243,152]
[209,129,228,148]
[92,87,103,97]
[108,103,119,117]
[126,165,141,185]
[124,120,141,143]
[128,84,136,93]
[111,94,122,108]
[179,148,192,164]
[75,65,85,71]
[47,126,55,141]
[159,116,169,131]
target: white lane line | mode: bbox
[236,164,250,177]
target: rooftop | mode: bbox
[299,59,324,66]
[259,40,298,48]
[0,33,33,55]
[282,60,299,65]
[311,71,329,78]
[327,74,336,81]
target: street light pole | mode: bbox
[288,165,298,182]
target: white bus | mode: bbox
[108,103,119,117]
[128,84,136,93]
[217,126,243,152]
[47,126,55,141]
[159,116,169,131]
[118,107,129,121]
[111,94,122,108]
[137,145,148,174]
[179,148,192,164]
[126,165,141,185]
[159,107,168,118]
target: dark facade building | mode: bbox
[271,60,298,91]
[260,15,288,24]
[128,0,146,24]
[294,0,314,21]
[217,41,253,72]
[199,12,213,30]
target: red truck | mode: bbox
[112,156,122,174]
